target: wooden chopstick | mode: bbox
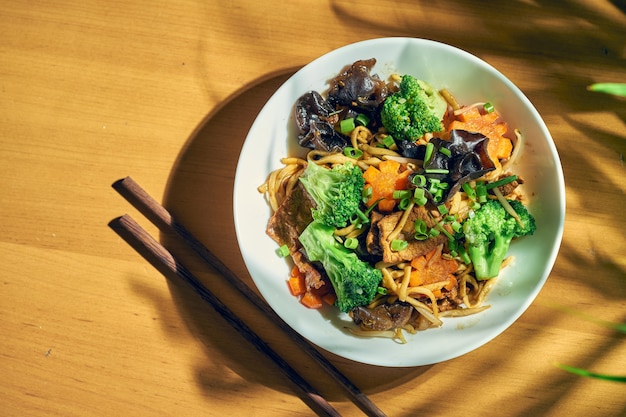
[109,214,341,417]
[112,176,387,417]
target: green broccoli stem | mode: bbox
[469,234,514,280]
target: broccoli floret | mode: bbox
[380,75,448,142]
[462,199,537,280]
[299,161,365,228]
[299,221,382,313]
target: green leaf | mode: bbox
[556,363,626,383]
[587,83,626,97]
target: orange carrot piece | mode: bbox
[363,160,411,212]
[300,291,323,309]
[290,265,304,279]
[409,247,459,290]
[287,275,306,297]
[321,292,337,306]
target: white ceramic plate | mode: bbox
[233,37,565,367]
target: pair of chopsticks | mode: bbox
[109,176,386,417]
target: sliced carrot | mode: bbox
[321,292,337,306]
[300,291,323,309]
[287,275,306,297]
[448,106,512,165]
[290,265,304,279]
[409,246,459,291]
[363,160,411,212]
[286,265,307,296]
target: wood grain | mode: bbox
[1,1,625,416]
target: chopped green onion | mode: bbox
[399,197,412,210]
[433,188,444,203]
[424,142,434,163]
[391,239,408,251]
[411,174,426,187]
[344,237,358,250]
[451,220,462,233]
[587,83,626,97]
[339,118,356,133]
[427,178,440,195]
[486,175,518,190]
[414,188,428,206]
[355,113,370,126]
[439,147,452,157]
[393,190,411,200]
[376,286,388,295]
[382,135,395,148]
[429,228,440,237]
[435,221,454,241]
[437,204,448,215]
[427,184,438,195]
[276,244,290,258]
[414,219,429,240]
[470,201,482,211]
[476,182,488,203]
[343,146,363,159]
[483,102,495,113]
[424,168,450,175]
[462,182,476,200]
[361,186,372,202]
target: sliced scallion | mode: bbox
[382,135,395,148]
[391,239,408,252]
[411,174,426,187]
[424,168,450,175]
[486,175,518,190]
[276,244,290,258]
[362,186,372,202]
[414,219,429,240]
[462,182,476,200]
[343,146,363,159]
[424,142,434,164]
[344,238,358,250]
[339,118,355,134]
[483,102,495,113]
[435,221,454,241]
[476,182,488,203]
[355,113,370,126]
[393,190,411,200]
[398,197,411,210]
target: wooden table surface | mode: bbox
[2,1,625,416]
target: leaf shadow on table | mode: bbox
[156,68,435,408]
